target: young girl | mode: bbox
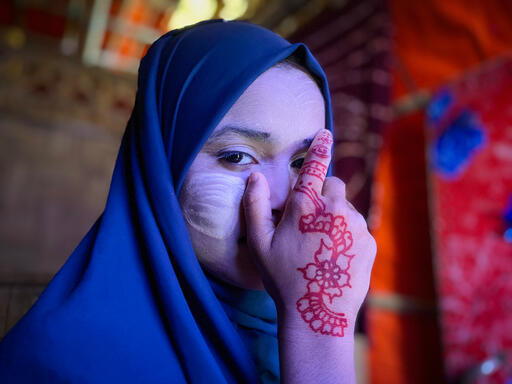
[0,19,376,383]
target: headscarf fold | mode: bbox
[0,19,333,383]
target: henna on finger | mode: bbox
[294,185,355,337]
[292,129,332,194]
[289,129,356,337]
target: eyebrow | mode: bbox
[205,125,315,151]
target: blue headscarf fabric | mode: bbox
[0,19,334,383]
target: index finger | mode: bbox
[293,129,333,195]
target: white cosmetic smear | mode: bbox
[179,172,247,239]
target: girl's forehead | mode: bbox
[203,124,317,156]
[225,66,324,115]
[208,66,325,147]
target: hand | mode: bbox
[242,129,376,337]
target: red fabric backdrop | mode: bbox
[430,57,512,384]
[370,1,512,383]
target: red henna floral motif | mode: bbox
[296,294,348,336]
[298,239,353,301]
[294,175,354,337]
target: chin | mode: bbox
[231,241,266,290]
[187,223,266,290]
[200,239,266,291]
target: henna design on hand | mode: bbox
[298,160,327,181]
[292,134,354,337]
[310,144,329,158]
[316,130,333,145]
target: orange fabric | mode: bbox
[368,309,444,384]
[390,0,512,98]
[369,1,512,383]
[369,112,435,301]
[369,112,444,384]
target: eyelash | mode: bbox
[217,151,305,169]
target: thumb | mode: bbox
[242,172,275,256]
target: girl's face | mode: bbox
[178,65,326,290]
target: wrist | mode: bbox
[277,305,356,343]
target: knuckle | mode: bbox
[367,234,377,256]
[331,176,346,189]
[356,210,366,222]
[344,211,368,234]
[331,196,348,212]
[324,177,347,198]
[355,213,369,230]
[335,177,347,188]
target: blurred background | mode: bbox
[0,0,511,383]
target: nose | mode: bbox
[261,166,295,227]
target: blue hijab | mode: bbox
[0,19,334,383]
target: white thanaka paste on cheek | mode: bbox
[179,172,246,239]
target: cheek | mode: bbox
[179,172,246,239]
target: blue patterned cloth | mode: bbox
[427,88,486,178]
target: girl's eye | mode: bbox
[217,151,306,169]
[291,157,305,169]
[218,151,255,165]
